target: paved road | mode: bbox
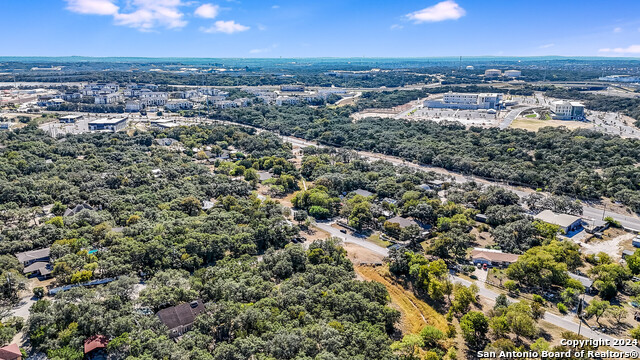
[499,106,534,129]
[197,118,640,230]
[311,224,638,352]
[452,276,637,352]
[314,221,389,257]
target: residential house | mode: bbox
[533,210,583,234]
[15,247,50,267]
[84,335,109,359]
[64,203,94,217]
[351,189,373,197]
[156,300,205,339]
[385,216,419,229]
[471,248,519,267]
[0,344,22,360]
[569,273,594,294]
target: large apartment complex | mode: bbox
[424,92,503,110]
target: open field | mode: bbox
[355,265,448,335]
[510,118,593,131]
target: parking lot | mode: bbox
[409,107,501,127]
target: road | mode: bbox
[314,221,389,257]
[164,116,640,231]
[310,222,637,352]
[499,106,534,129]
[452,277,638,352]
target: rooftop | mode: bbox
[15,247,50,264]
[89,117,128,125]
[84,335,109,354]
[471,249,519,263]
[533,210,581,228]
[386,216,418,228]
[0,343,21,359]
[156,300,205,331]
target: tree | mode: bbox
[293,210,307,225]
[585,300,610,325]
[606,305,628,326]
[460,311,488,349]
[33,287,44,299]
[391,334,424,360]
[419,325,444,348]
[627,249,640,275]
[631,325,640,341]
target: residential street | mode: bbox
[310,222,639,352]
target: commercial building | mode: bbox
[504,70,522,78]
[533,210,583,234]
[156,300,205,338]
[88,118,128,132]
[471,248,519,267]
[549,100,585,120]
[424,92,503,110]
[59,114,83,123]
[275,96,300,106]
[280,85,305,92]
[484,69,502,78]
[598,75,640,83]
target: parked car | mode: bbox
[483,264,488,270]
[339,229,347,234]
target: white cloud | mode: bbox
[539,43,555,49]
[194,3,219,19]
[613,27,623,33]
[250,44,278,54]
[390,24,403,30]
[406,0,465,23]
[599,45,640,54]
[65,0,119,15]
[201,20,249,34]
[272,5,280,9]
[65,0,187,31]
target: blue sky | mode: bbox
[1,0,639,57]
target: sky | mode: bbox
[1,0,640,58]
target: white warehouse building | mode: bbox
[484,69,502,78]
[424,92,503,110]
[504,70,521,77]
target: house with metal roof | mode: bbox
[471,248,519,267]
[533,210,583,234]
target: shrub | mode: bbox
[558,303,568,314]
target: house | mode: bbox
[569,273,594,294]
[533,210,583,234]
[15,248,50,267]
[64,203,94,217]
[155,138,180,146]
[475,214,488,223]
[471,249,519,267]
[351,189,373,197]
[23,262,53,278]
[257,171,273,182]
[156,300,205,338]
[84,335,109,359]
[59,114,83,123]
[88,118,128,132]
[0,343,22,360]
[426,179,445,189]
[385,216,419,229]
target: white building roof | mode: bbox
[533,210,581,228]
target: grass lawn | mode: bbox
[525,113,537,118]
[367,233,392,248]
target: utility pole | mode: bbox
[601,204,607,220]
[577,292,586,336]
